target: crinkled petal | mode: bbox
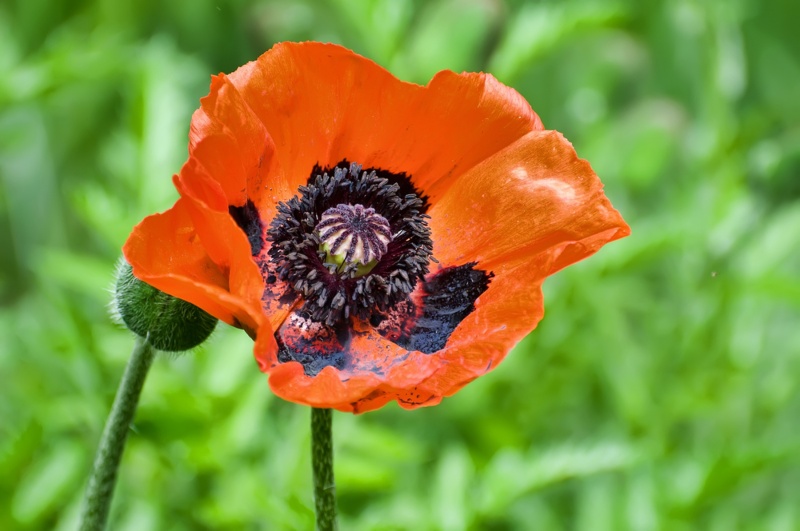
[428,130,630,269]
[257,318,445,413]
[123,199,266,337]
[225,42,543,205]
[388,131,630,406]
[188,73,290,226]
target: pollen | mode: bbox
[316,204,392,266]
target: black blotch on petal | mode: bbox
[379,263,493,354]
[229,199,264,256]
[278,289,298,306]
[276,312,351,376]
[310,159,430,213]
[257,255,300,310]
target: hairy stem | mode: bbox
[79,335,155,531]
[311,408,338,531]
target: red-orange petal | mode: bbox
[393,132,630,405]
[187,73,290,225]
[257,317,445,413]
[411,258,549,404]
[224,42,543,205]
[173,155,297,334]
[123,199,266,337]
[428,130,630,270]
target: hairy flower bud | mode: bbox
[114,261,217,351]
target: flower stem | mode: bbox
[79,335,156,531]
[311,407,338,531]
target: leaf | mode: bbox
[11,442,85,524]
[488,2,627,82]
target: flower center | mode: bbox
[266,162,433,326]
[316,204,391,275]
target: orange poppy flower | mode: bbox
[123,42,630,413]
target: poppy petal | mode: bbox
[174,161,299,338]
[365,131,627,387]
[180,71,310,332]
[123,199,265,335]
[427,129,630,269]
[374,262,493,354]
[379,132,630,405]
[423,256,548,396]
[188,72,288,222]
[257,312,445,413]
[225,42,543,206]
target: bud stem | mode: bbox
[311,408,338,531]
[79,335,156,531]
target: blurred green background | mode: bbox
[1,0,799,529]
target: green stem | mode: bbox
[311,408,338,531]
[79,335,156,531]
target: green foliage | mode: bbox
[1,0,798,529]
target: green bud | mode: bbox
[114,261,217,351]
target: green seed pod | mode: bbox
[114,261,217,351]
